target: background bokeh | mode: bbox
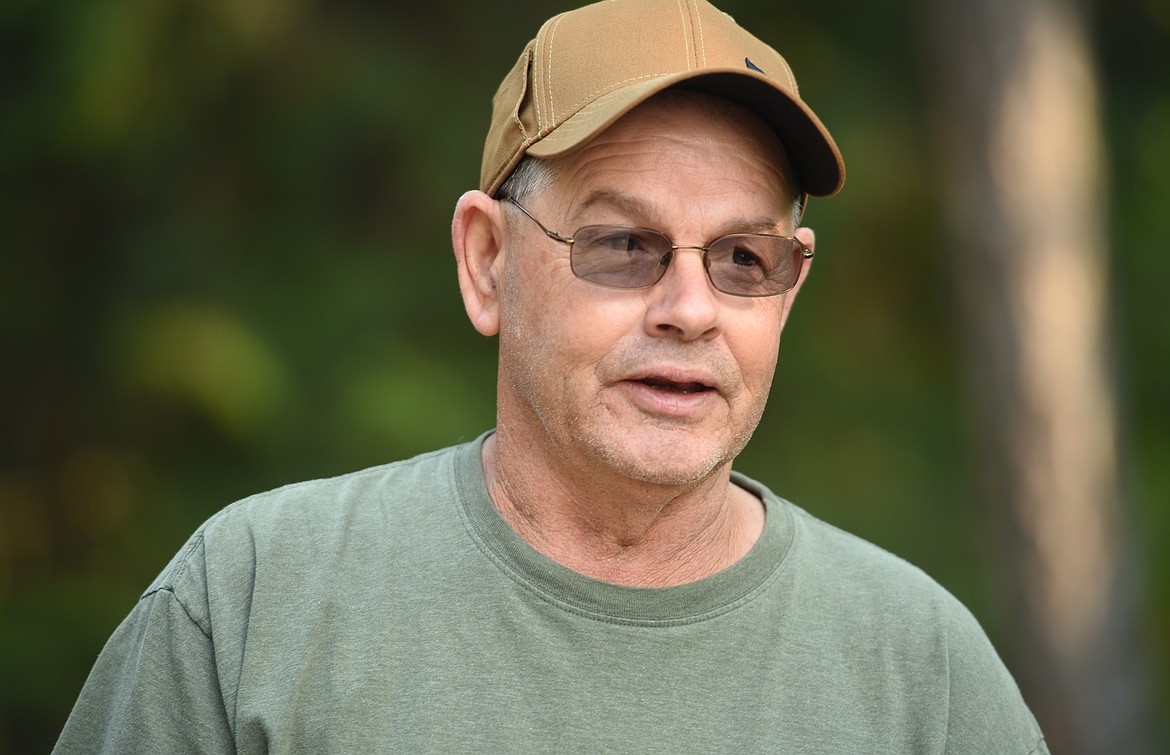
[1,0,1167,750]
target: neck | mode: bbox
[481,431,765,588]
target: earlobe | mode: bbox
[452,190,506,336]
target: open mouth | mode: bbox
[638,377,712,395]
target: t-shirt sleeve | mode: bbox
[943,603,1050,754]
[53,550,235,753]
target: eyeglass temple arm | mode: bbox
[505,198,574,244]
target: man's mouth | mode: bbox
[637,377,713,395]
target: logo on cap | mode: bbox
[745,57,764,74]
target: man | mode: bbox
[57,0,1048,751]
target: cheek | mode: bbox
[499,248,561,338]
[499,257,636,377]
[729,314,784,389]
[550,299,645,384]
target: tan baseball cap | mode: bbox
[480,0,845,199]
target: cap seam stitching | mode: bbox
[691,0,707,66]
[553,72,675,129]
[673,0,693,69]
[781,59,797,92]
[543,14,568,122]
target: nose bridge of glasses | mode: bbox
[659,245,717,290]
[667,245,717,280]
[667,244,715,266]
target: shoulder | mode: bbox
[782,495,998,643]
[738,472,1000,667]
[209,441,464,535]
[737,470,961,616]
[787,501,950,599]
[741,476,1046,750]
[143,441,472,610]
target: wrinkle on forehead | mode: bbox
[541,91,797,235]
[568,189,787,238]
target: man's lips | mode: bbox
[622,366,722,396]
[636,377,713,394]
[612,365,728,418]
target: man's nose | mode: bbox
[643,247,722,342]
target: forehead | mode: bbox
[545,91,795,225]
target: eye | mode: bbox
[595,231,635,252]
[581,228,667,262]
[731,247,764,268]
[593,229,655,254]
[727,240,774,275]
[709,235,779,292]
[572,226,669,288]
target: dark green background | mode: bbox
[2,0,1167,750]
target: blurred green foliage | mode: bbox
[1,0,1167,750]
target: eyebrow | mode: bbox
[567,189,786,236]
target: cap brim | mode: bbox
[525,68,844,197]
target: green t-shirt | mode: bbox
[56,434,1047,753]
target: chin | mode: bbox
[587,431,740,488]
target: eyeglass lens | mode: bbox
[569,226,806,297]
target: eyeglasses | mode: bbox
[506,198,811,298]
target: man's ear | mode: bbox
[778,227,815,330]
[452,190,507,336]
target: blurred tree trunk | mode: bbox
[928,0,1148,751]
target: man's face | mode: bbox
[495,92,806,489]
